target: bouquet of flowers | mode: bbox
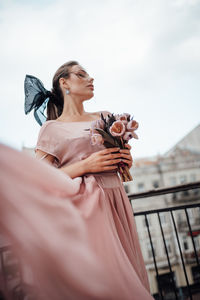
[90,113,139,182]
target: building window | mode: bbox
[138,183,145,192]
[157,272,176,294]
[183,240,189,250]
[169,177,176,186]
[160,213,167,225]
[194,237,200,250]
[192,266,200,283]
[152,180,159,188]
[187,209,195,225]
[193,189,199,196]
[165,239,172,254]
[180,175,187,184]
[183,236,189,250]
[124,184,130,194]
[190,174,196,182]
[172,193,177,201]
[182,190,189,197]
[177,212,183,223]
[147,241,156,258]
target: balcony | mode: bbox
[129,181,200,300]
[177,219,200,232]
[184,251,200,264]
[171,188,200,203]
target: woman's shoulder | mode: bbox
[38,120,62,137]
[39,120,55,131]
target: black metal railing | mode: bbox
[129,181,200,300]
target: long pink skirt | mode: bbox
[0,144,154,300]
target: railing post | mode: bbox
[157,212,178,299]
[130,182,200,300]
[145,214,164,300]
[185,208,200,267]
[171,211,193,299]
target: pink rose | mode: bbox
[127,120,139,131]
[91,134,104,146]
[123,131,138,141]
[109,121,125,137]
[115,114,128,124]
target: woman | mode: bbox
[0,61,154,300]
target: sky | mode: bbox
[0,0,200,158]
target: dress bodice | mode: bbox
[35,120,105,168]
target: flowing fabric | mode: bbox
[0,144,115,300]
[0,119,154,300]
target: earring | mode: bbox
[66,89,70,95]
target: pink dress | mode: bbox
[0,119,154,300]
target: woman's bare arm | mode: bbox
[35,148,122,179]
[35,150,86,178]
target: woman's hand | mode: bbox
[119,144,133,169]
[83,147,122,174]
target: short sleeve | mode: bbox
[35,122,61,167]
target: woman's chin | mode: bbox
[83,92,94,101]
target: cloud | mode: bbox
[176,36,200,62]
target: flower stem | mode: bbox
[124,165,133,181]
[118,164,132,182]
[120,137,124,149]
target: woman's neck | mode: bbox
[61,95,86,118]
[57,95,93,122]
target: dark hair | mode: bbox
[46,60,79,120]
